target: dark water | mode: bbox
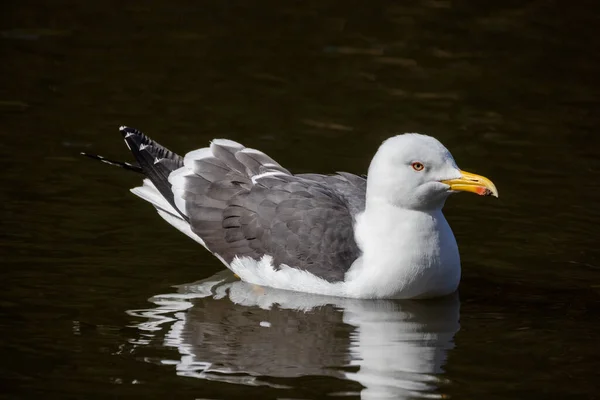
[2,1,600,399]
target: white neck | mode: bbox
[344,199,461,299]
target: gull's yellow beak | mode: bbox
[441,170,498,197]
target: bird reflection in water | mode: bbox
[127,271,460,399]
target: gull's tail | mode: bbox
[82,126,185,218]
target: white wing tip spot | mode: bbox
[139,143,149,151]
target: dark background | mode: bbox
[1,1,599,399]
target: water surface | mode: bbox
[2,1,599,399]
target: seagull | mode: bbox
[83,126,497,299]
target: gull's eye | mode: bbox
[411,162,425,171]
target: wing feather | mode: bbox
[184,174,363,282]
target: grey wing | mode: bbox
[296,172,367,217]
[169,140,365,282]
[188,175,361,282]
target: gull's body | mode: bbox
[84,127,497,299]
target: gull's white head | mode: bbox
[367,133,498,211]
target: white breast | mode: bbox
[344,205,461,299]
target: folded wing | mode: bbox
[169,140,366,282]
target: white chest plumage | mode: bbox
[345,205,461,299]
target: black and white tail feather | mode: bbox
[84,126,365,283]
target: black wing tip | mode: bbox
[119,125,142,138]
[120,125,154,152]
[80,151,143,173]
[81,151,101,160]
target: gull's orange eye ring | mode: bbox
[411,162,425,171]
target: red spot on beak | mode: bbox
[475,186,495,196]
[475,186,488,196]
